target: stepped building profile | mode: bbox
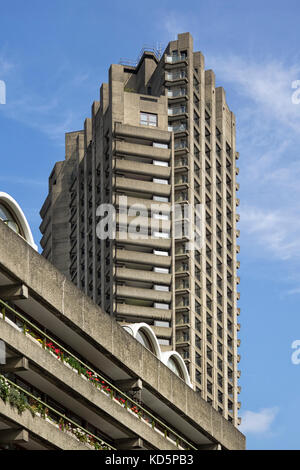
[40,33,241,428]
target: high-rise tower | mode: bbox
[40,33,241,427]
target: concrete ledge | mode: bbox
[0,401,90,450]
[0,221,245,450]
[0,319,178,450]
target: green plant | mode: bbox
[0,376,10,403]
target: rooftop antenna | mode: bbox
[156,43,163,59]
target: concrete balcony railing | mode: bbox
[116,249,171,268]
[115,140,171,162]
[114,122,171,145]
[115,159,171,179]
[168,123,187,133]
[116,303,172,321]
[116,232,171,250]
[174,140,187,150]
[166,71,187,80]
[175,157,188,167]
[174,174,188,185]
[116,285,172,303]
[166,55,187,64]
[152,325,172,339]
[168,106,187,116]
[175,281,189,291]
[115,267,171,286]
[167,89,187,98]
[115,177,171,197]
[116,195,171,213]
[174,192,188,203]
[116,214,171,233]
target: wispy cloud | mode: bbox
[0,54,15,76]
[0,55,91,144]
[1,89,84,144]
[164,13,188,40]
[0,175,45,186]
[286,287,300,296]
[240,407,279,434]
[240,205,300,261]
[204,55,300,268]
[210,55,300,131]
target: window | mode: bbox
[136,329,154,353]
[0,203,21,234]
[167,357,183,378]
[140,112,157,127]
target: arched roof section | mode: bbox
[122,323,161,360]
[161,350,193,388]
[0,192,37,250]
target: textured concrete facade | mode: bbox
[40,33,241,427]
[0,220,245,449]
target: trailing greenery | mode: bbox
[0,375,29,415]
[0,375,110,450]
[0,298,195,450]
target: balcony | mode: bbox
[174,174,189,186]
[168,106,187,117]
[116,249,171,268]
[116,267,171,286]
[174,140,188,155]
[114,122,171,145]
[117,285,172,303]
[165,54,188,65]
[175,157,188,168]
[115,140,171,162]
[175,280,190,293]
[167,89,187,100]
[0,299,193,450]
[175,242,190,257]
[168,123,187,133]
[116,303,172,321]
[165,71,187,85]
[115,177,171,198]
[115,159,171,179]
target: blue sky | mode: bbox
[1,0,300,450]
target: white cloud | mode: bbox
[0,55,15,76]
[209,55,300,132]
[0,175,45,186]
[240,205,300,261]
[240,407,279,434]
[286,287,300,295]
[0,70,89,143]
[203,55,300,266]
[164,14,186,40]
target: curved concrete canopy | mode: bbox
[0,192,38,251]
[161,350,193,388]
[123,322,162,360]
[123,323,193,387]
